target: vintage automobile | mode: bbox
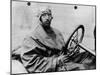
[12,25,96,73]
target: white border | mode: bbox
[0,0,100,75]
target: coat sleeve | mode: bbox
[21,36,59,73]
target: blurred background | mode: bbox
[12,1,95,51]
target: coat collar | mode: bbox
[35,25,54,39]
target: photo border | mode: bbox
[10,0,96,75]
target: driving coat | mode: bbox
[21,25,65,73]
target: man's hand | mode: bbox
[57,53,69,65]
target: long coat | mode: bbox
[20,25,66,73]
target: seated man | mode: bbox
[12,7,90,73]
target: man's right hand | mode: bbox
[57,53,69,65]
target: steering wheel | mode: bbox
[64,25,85,57]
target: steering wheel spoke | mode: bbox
[65,25,85,56]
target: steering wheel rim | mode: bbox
[64,25,85,56]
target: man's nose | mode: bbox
[45,15,49,19]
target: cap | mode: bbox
[37,6,52,18]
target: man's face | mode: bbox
[40,13,52,27]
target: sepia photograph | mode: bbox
[11,0,96,74]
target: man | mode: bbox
[12,7,88,73]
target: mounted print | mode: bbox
[11,0,96,74]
